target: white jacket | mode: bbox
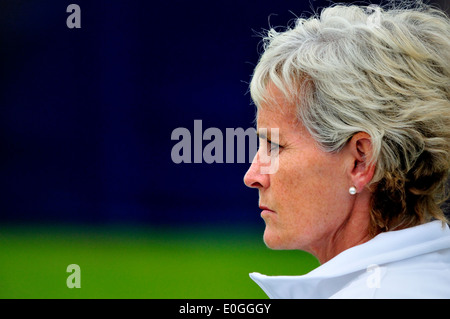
[250,220,450,298]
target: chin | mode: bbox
[263,227,288,250]
[263,224,309,250]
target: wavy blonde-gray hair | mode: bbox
[250,1,450,234]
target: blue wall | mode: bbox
[1,0,447,225]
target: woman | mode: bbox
[244,2,450,298]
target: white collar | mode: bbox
[250,221,450,298]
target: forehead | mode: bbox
[256,83,299,130]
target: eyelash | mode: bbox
[262,139,282,153]
[267,139,279,150]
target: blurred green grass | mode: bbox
[0,224,318,298]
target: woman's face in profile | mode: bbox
[244,84,355,253]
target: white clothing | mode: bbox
[250,221,450,298]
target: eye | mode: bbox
[267,139,279,151]
[265,139,282,155]
[256,134,283,155]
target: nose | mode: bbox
[243,151,270,189]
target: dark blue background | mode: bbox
[1,0,448,226]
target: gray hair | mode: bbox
[250,1,450,233]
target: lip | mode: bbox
[259,205,276,214]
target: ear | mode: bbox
[346,132,376,193]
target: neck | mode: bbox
[309,190,373,264]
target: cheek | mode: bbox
[272,156,326,210]
[262,163,316,249]
[263,153,348,249]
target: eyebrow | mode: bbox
[256,130,268,141]
[256,129,280,143]
[256,131,265,139]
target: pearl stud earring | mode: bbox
[349,186,357,195]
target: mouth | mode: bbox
[259,205,276,215]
